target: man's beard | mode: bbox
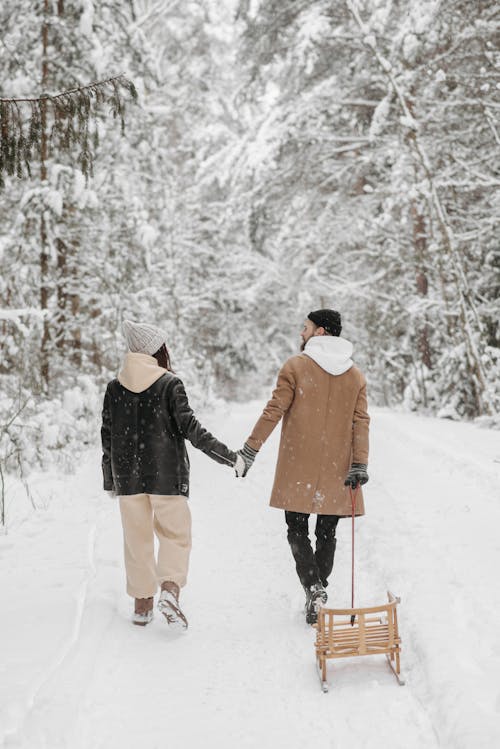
[300,339,306,352]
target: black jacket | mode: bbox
[101,373,236,496]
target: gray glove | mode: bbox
[235,443,258,478]
[344,463,369,489]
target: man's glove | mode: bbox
[235,443,258,478]
[344,463,369,489]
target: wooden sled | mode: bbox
[315,591,404,692]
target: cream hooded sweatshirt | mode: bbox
[118,352,169,393]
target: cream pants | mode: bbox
[118,493,192,598]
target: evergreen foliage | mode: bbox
[0,75,137,187]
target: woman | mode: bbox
[101,320,244,629]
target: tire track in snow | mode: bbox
[374,409,500,482]
[357,408,500,748]
[1,504,111,749]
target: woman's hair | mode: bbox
[153,343,174,372]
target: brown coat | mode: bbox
[246,354,369,516]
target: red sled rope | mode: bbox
[350,485,360,626]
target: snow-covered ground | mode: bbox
[1,403,499,749]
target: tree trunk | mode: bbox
[69,245,82,367]
[411,203,432,371]
[40,0,50,390]
[56,237,67,353]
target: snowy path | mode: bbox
[1,404,499,749]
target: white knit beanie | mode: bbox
[122,320,166,356]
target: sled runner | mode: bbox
[314,591,404,692]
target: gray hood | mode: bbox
[303,336,353,375]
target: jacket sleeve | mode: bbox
[246,361,296,451]
[101,386,115,491]
[352,382,370,465]
[169,379,237,467]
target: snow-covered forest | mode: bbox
[1,3,500,748]
[1,1,499,489]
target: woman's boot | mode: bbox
[133,596,154,626]
[158,581,188,630]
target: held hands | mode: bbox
[234,443,258,478]
[344,463,369,489]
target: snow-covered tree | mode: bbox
[232,0,500,417]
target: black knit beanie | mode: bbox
[307,309,342,336]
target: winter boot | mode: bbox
[133,596,154,626]
[304,583,328,625]
[158,581,188,630]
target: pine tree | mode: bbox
[0,1,136,391]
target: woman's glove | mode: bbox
[234,443,258,478]
[344,463,369,489]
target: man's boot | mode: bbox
[133,596,154,626]
[304,583,328,625]
[158,581,188,630]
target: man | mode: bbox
[237,309,370,624]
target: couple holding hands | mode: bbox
[101,310,370,629]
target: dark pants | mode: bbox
[285,511,340,589]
